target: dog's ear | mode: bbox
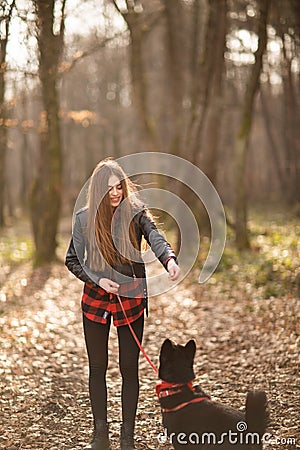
[185,340,196,361]
[160,339,174,359]
[161,338,173,352]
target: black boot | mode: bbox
[120,422,135,450]
[84,419,111,450]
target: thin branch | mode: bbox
[1,0,16,64]
[7,67,38,77]
[7,28,129,79]
[142,9,164,35]
[58,30,129,77]
[0,0,16,42]
[5,0,16,38]
[111,0,163,35]
[125,0,135,13]
[111,0,124,16]
[59,0,67,38]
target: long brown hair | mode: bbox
[87,158,142,271]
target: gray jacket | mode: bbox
[65,207,177,290]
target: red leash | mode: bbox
[117,295,208,413]
[160,397,208,413]
[156,379,210,413]
[117,294,209,413]
[117,294,158,374]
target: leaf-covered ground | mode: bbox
[0,213,299,449]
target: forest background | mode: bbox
[0,0,299,257]
[0,1,299,449]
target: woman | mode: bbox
[65,158,180,450]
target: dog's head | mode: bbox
[158,338,196,383]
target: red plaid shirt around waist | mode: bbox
[82,280,146,327]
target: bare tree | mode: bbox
[0,0,15,227]
[163,0,186,155]
[4,0,300,236]
[185,0,222,166]
[111,0,163,150]
[201,0,227,185]
[234,0,270,250]
[280,30,300,203]
[260,81,290,197]
[29,0,66,264]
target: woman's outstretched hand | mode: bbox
[167,259,181,281]
[99,278,120,293]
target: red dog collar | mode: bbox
[156,380,194,399]
[156,379,209,413]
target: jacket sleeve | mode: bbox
[65,213,100,287]
[138,210,178,269]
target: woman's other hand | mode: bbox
[99,278,120,293]
[167,259,181,281]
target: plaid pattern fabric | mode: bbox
[82,281,146,327]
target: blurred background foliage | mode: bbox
[0,0,299,294]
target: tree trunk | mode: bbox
[280,32,300,203]
[0,1,15,227]
[30,0,65,264]
[186,0,218,166]
[111,0,161,150]
[202,0,227,185]
[234,0,269,250]
[175,0,226,244]
[164,0,184,155]
[260,85,287,196]
[20,128,30,210]
[0,97,8,227]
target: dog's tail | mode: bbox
[245,390,268,449]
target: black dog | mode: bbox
[157,339,268,449]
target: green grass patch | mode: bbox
[0,235,34,263]
[198,208,300,299]
[0,231,34,266]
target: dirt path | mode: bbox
[0,261,299,449]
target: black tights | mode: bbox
[83,313,144,426]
